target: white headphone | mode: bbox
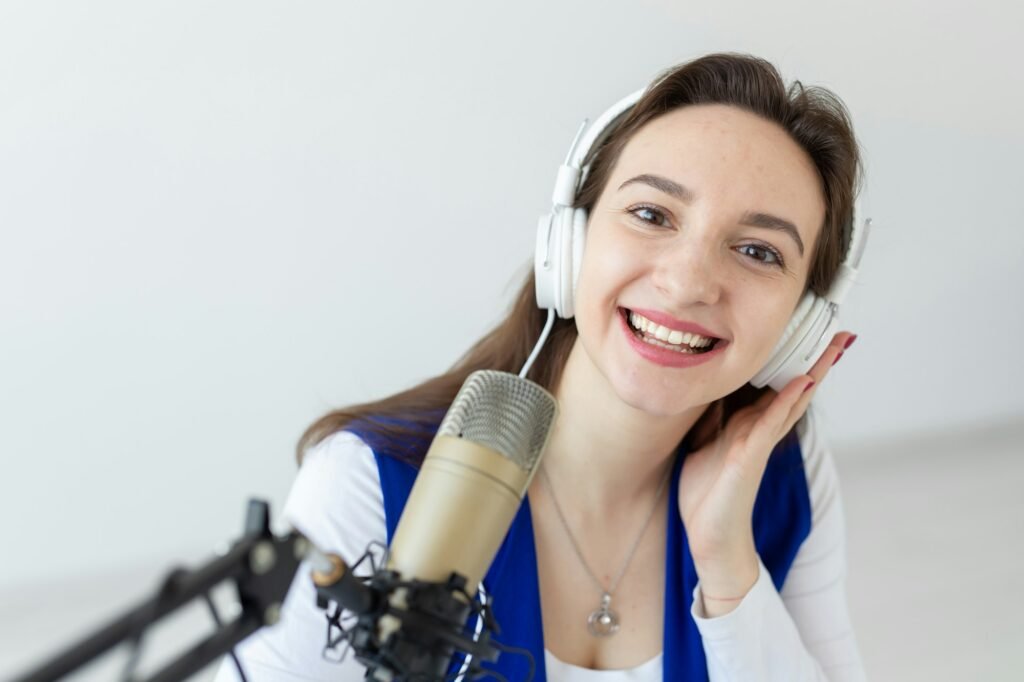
[534,88,871,393]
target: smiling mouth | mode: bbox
[619,308,723,355]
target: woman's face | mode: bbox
[573,103,826,416]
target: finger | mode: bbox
[745,331,856,464]
[807,331,854,383]
[784,331,857,430]
[747,372,813,457]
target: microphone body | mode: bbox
[387,369,557,591]
[386,434,532,593]
[375,369,557,679]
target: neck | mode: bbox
[536,337,710,513]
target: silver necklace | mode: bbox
[538,463,671,637]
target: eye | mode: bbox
[626,204,672,228]
[737,243,785,269]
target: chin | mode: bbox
[611,372,708,418]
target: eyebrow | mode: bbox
[617,173,805,257]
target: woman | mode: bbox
[216,52,868,681]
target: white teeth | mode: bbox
[627,310,716,349]
[641,335,701,354]
[686,333,710,347]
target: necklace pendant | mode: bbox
[587,592,620,637]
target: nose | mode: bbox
[649,230,724,308]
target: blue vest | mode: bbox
[346,417,811,681]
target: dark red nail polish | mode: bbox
[832,351,844,366]
[803,381,816,394]
[844,334,858,349]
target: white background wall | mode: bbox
[2,0,1021,679]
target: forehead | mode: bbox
[612,104,825,240]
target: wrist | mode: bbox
[694,552,760,616]
[692,535,758,583]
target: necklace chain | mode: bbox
[538,462,671,600]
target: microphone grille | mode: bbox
[437,370,558,471]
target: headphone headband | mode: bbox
[550,86,870,306]
[550,88,647,209]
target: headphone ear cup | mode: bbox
[534,213,558,312]
[553,207,575,318]
[534,206,582,319]
[750,292,836,392]
[563,207,587,319]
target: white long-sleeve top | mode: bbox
[214,406,867,681]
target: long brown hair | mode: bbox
[296,52,862,466]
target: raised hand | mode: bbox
[677,331,858,613]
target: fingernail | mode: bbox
[803,380,816,394]
[832,351,844,366]
[844,334,858,350]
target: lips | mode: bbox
[616,307,729,368]
[624,307,727,341]
[622,309,719,352]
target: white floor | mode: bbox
[836,417,1024,681]
[4,419,1023,681]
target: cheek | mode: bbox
[578,221,650,293]
[738,297,802,365]
[572,241,636,358]
[575,231,627,310]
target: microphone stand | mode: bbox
[12,500,305,682]
[11,500,511,682]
